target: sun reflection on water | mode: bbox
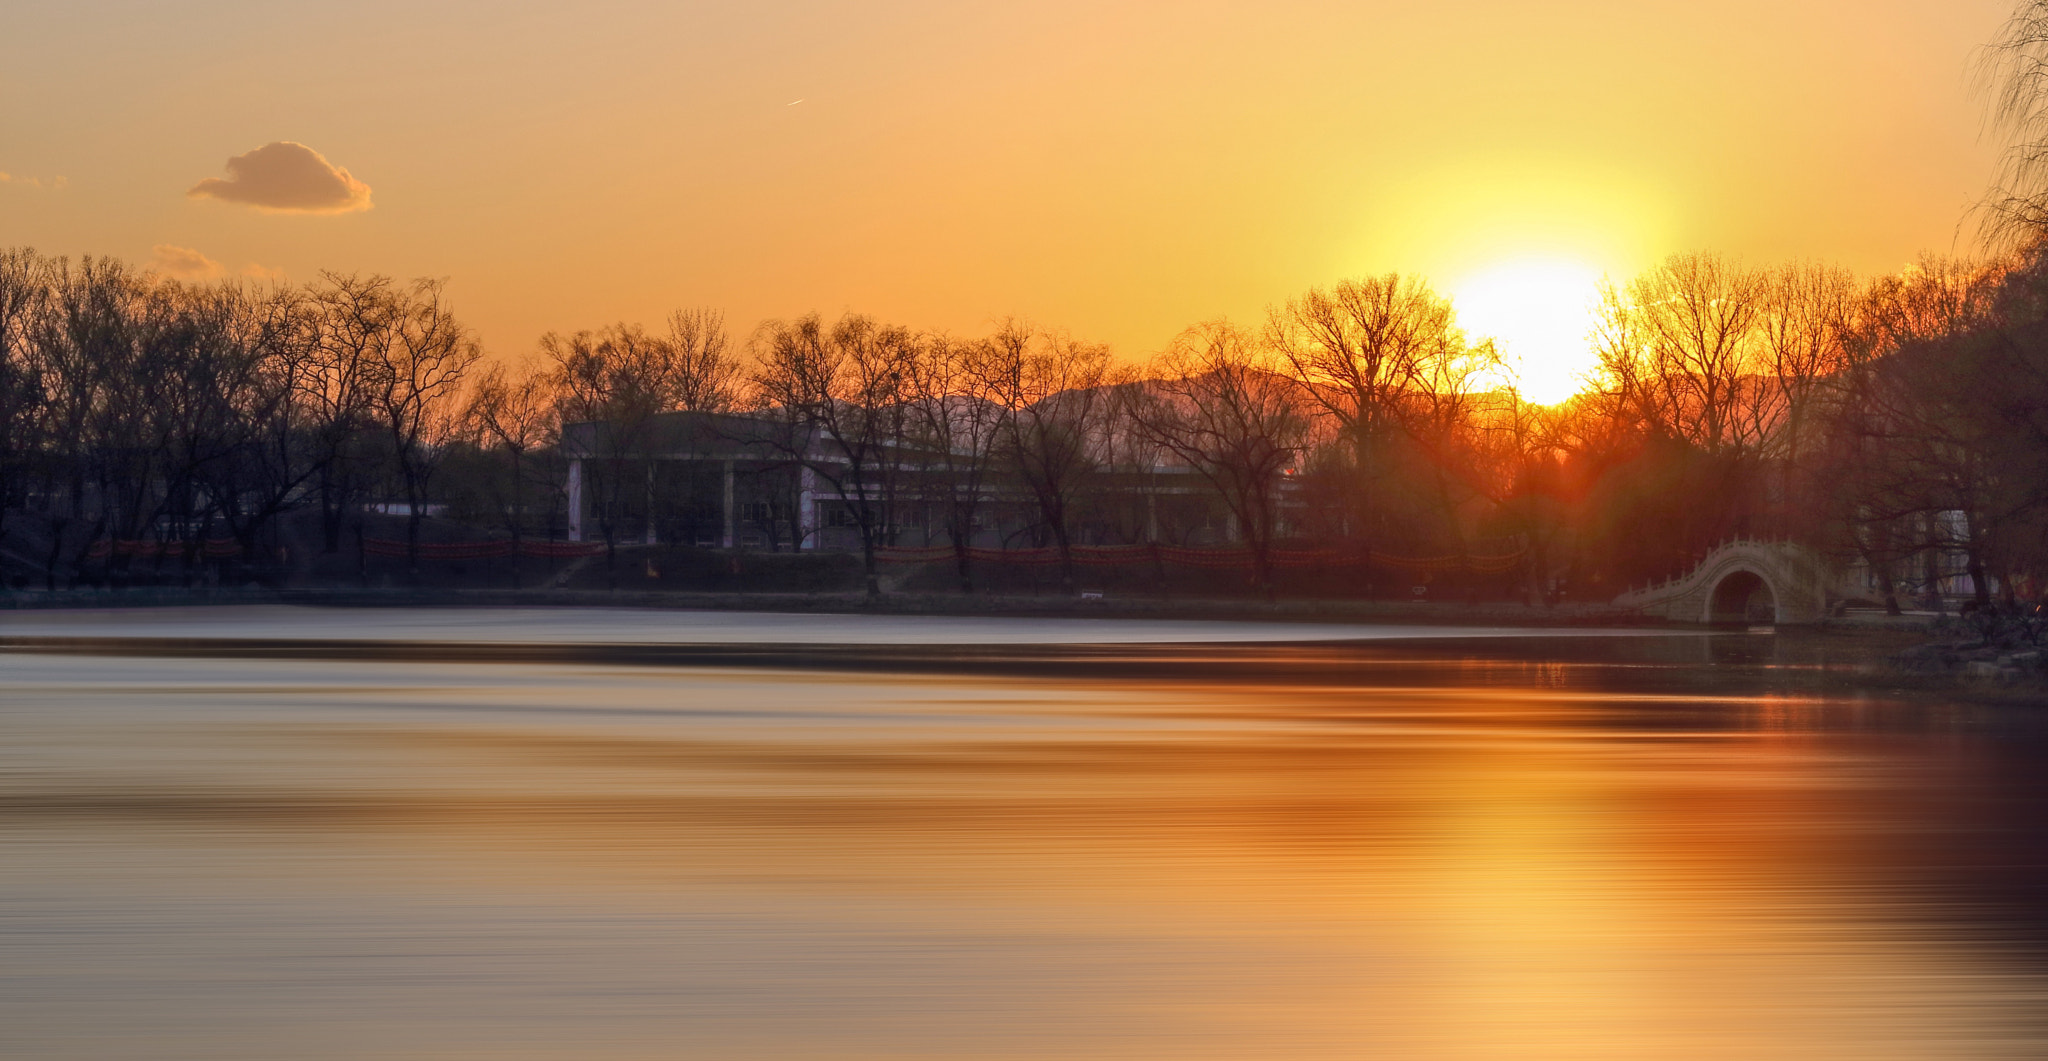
[2,638,2044,1059]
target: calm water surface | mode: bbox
[3,608,2045,1059]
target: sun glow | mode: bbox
[1451,259,1605,405]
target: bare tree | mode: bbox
[1756,262,1857,533]
[1980,1,2048,247]
[198,282,324,564]
[137,280,272,582]
[1267,274,1466,543]
[8,256,293,586]
[464,356,559,576]
[363,278,482,579]
[665,308,740,413]
[750,312,917,597]
[548,323,678,575]
[1854,257,2004,352]
[905,332,1007,592]
[976,321,1119,592]
[1592,252,1771,456]
[1126,321,1311,594]
[31,256,143,585]
[303,273,395,555]
[1464,392,1572,602]
[1830,259,2014,608]
[547,313,737,558]
[1393,333,1503,553]
[0,248,50,555]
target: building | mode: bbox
[558,410,1290,552]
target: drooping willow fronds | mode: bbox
[1978,1,2048,248]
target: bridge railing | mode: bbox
[1616,538,1810,602]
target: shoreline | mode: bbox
[0,586,2036,704]
[0,583,1921,628]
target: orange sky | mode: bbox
[0,0,2015,374]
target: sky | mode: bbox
[0,0,2018,397]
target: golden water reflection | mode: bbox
[3,645,2044,1059]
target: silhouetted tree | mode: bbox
[905,333,1007,591]
[750,312,917,597]
[1127,321,1311,594]
[363,278,480,579]
[978,321,1120,592]
[463,355,559,581]
[1268,274,1467,544]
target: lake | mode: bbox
[3,607,2044,1059]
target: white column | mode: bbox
[798,465,817,551]
[643,464,657,545]
[721,460,736,549]
[566,459,584,542]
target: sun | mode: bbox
[1449,259,1605,405]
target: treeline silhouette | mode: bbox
[2,243,2045,607]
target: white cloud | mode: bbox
[187,141,372,214]
[0,172,67,189]
[146,244,227,280]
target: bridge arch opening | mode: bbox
[1706,569,1777,625]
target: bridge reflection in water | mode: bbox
[2,627,2045,1060]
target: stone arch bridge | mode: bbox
[1611,539,1838,625]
